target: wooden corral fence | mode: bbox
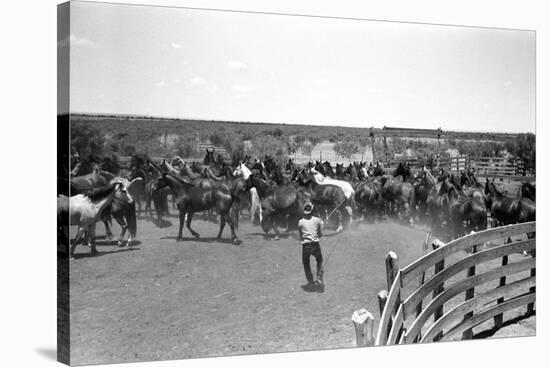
[384,155,534,182]
[440,155,469,173]
[471,157,528,177]
[388,155,468,172]
[197,143,229,157]
[352,222,536,346]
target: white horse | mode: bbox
[58,180,133,259]
[310,167,355,223]
[233,162,262,223]
[360,166,369,180]
[310,167,355,199]
[161,159,182,175]
[105,177,142,246]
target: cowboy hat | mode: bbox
[303,203,314,214]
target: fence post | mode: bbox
[432,239,445,341]
[377,290,388,318]
[413,233,430,342]
[352,309,375,347]
[383,251,399,342]
[494,237,511,329]
[462,237,477,340]
[385,251,399,291]
[527,249,536,316]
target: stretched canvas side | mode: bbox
[57,1,71,365]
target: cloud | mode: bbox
[206,85,220,94]
[504,80,513,87]
[171,42,182,49]
[58,34,97,48]
[315,78,329,86]
[227,59,248,70]
[172,79,182,84]
[155,80,166,87]
[187,76,207,86]
[231,84,256,93]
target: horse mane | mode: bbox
[165,172,192,186]
[96,169,116,181]
[86,182,118,201]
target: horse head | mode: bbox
[393,162,411,181]
[110,178,135,204]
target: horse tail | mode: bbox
[409,184,416,215]
[249,187,261,223]
[126,201,137,237]
[348,194,357,218]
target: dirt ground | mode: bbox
[68,207,535,365]
[69,214,429,365]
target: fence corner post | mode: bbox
[385,251,399,291]
[352,309,375,347]
[463,236,478,340]
[431,239,445,341]
[377,290,388,317]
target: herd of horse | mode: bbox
[57,151,536,259]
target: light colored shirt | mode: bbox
[298,216,323,244]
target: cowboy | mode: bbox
[298,202,324,292]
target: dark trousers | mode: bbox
[302,242,323,283]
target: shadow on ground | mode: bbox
[35,348,57,361]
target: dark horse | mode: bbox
[144,159,170,226]
[520,182,536,202]
[380,163,416,225]
[155,173,239,243]
[245,173,309,240]
[439,178,487,239]
[485,179,536,226]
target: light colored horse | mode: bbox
[233,162,262,223]
[106,177,142,246]
[58,180,133,258]
[310,167,355,220]
[310,167,355,199]
[360,166,369,180]
[161,159,181,175]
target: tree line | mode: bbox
[69,115,535,169]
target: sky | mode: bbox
[60,1,536,133]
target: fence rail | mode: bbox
[351,222,536,346]
[385,154,533,179]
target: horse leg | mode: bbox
[335,209,343,233]
[103,218,113,240]
[216,215,226,240]
[408,204,414,227]
[157,201,163,227]
[113,214,127,247]
[261,212,272,236]
[70,227,86,259]
[89,223,98,256]
[176,211,185,241]
[186,212,200,238]
[272,225,281,241]
[345,205,353,227]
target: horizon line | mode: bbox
[63,112,535,135]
